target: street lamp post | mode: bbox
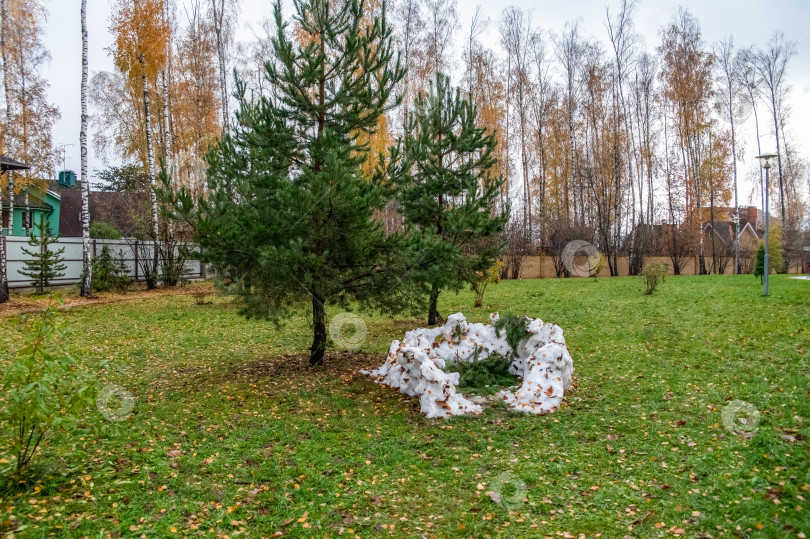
[756,153,778,296]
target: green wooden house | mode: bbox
[1,156,72,237]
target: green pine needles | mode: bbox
[20,217,67,294]
[444,350,518,395]
[163,1,507,367]
[396,73,508,325]
[166,0,411,366]
[494,313,531,354]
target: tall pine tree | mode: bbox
[167,0,411,366]
[397,73,507,325]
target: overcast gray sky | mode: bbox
[43,0,810,206]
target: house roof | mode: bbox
[0,155,30,171]
[703,222,733,245]
[59,189,149,237]
[703,221,760,246]
[1,183,60,208]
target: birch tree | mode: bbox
[739,47,765,212]
[530,30,552,228]
[713,36,742,273]
[1,0,15,238]
[2,0,59,233]
[753,31,797,232]
[658,9,713,274]
[209,0,238,133]
[392,0,426,131]
[111,0,169,289]
[606,0,643,272]
[0,0,9,302]
[553,20,584,224]
[500,7,533,240]
[80,0,91,296]
[173,0,220,197]
[423,0,457,81]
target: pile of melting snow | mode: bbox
[361,313,574,418]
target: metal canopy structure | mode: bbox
[0,154,30,171]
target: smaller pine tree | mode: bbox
[397,73,508,325]
[20,217,67,293]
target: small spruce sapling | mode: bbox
[86,245,131,293]
[754,241,766,283]
[20,217,67,294]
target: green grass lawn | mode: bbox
[1,275,809,538]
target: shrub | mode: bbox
[88,246,131,293]
[751,225,784,279]
[641,261,669,295]
[589,253,606,281]
[472,261,503,308]
[89,221,123,240]
[0,303,100,475]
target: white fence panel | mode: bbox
[6,237,204,289]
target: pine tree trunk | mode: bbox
[428,282,440,326]
[80,0,92,297]
[310,293,326,367]
[140,66,159,290]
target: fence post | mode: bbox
[134,240,139,282]
[93,239,97,258]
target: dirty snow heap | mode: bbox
[361,313,574,418]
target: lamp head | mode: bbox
[756,153,778,169]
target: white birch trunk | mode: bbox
[0,0,9,301]
[161,27,175,279]
[1,0,13,235]
[162,48,173,234]
[23,187,28,232]
[4,170,12,230]
[212,0,229,133]
[80,0,91,297]
[1,0,13,237]
[141,65,160,288]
